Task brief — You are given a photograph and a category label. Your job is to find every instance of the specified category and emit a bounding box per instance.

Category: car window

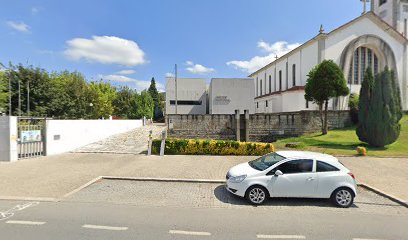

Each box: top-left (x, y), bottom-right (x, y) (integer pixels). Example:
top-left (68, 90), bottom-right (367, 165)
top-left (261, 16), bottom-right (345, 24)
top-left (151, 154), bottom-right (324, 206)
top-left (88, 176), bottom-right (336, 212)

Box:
top-left (272, 159), bottom-right (313, 174)
top-left (248, 152), bottom-right (286, 171)
top-left (316, 161), bottom-right (339, 172)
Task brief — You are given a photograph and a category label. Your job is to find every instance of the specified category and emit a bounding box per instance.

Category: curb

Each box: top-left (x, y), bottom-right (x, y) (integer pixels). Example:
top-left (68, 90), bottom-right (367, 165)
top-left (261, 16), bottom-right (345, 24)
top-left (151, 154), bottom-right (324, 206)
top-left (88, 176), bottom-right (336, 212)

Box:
top-left (101, 176), bottom-right (226, 184)
top-left (0, 196), bottom-right (58, 202)
top-left (358, 183), bottom-right (408, 208)
top-left (62, 176), bottom-right (103, 199)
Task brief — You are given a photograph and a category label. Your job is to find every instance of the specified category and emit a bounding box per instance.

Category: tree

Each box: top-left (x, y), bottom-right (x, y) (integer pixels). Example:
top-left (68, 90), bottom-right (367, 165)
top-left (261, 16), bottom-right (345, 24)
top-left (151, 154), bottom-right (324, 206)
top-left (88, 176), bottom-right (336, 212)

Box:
top-left (87, 81), bottom-right (117, 119)
top-left (128, 90), bottom-right (154, 119)
top-left (357, 68), bottom-right (403, 147)
top-left (113, 86), bottom-right (135, 119)
top-left (304, 60), bottom-right (349, 135)
top-left (0, 71), bottom-right (8, 114)
top-left (148, 77), bottom-right (163, 120)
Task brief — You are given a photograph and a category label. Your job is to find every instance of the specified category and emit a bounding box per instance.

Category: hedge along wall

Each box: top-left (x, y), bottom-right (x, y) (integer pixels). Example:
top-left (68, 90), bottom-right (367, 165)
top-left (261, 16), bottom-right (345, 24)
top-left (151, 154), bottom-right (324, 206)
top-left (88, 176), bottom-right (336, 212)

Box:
top-left (152, 139), bottom-right (274, 156)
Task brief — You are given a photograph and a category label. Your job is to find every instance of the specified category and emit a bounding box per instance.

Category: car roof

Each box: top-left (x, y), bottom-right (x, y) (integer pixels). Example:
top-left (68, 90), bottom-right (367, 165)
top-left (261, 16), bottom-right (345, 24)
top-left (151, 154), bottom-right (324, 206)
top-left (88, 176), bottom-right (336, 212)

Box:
top-left (276, 151), bottom-right (338, 162)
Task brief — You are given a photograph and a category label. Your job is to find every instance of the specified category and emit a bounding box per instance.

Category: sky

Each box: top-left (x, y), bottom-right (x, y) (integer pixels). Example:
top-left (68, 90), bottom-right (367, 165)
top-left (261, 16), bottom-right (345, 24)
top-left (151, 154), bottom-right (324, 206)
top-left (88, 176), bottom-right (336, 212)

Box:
top-left (0, 0), bottom-right (363, 92)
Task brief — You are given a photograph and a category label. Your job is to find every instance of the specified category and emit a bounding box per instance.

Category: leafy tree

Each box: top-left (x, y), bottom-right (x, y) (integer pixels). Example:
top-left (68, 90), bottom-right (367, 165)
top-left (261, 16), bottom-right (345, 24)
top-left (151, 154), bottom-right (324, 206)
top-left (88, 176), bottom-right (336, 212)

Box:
top-left (87, 81), bottom-right (117, 119)
top-left (304, 60), bottom-right (349, 135)
top-left (113, 86), bottom-right (135, 119)
top-left (357, 68), bottom-right (403, 147)
top-left (0, 71), bottom-right (8, 114)
top-left (148, 77), bottom-right (163, 120)
top-left (128, 90), bottom-right (154, 119)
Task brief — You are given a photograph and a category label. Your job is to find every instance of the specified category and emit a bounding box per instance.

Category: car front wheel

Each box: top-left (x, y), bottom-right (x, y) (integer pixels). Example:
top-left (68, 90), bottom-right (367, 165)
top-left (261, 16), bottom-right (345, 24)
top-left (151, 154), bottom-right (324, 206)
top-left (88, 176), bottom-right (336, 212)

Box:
top-left (331, 188), bottom-right (354, 208)
top-left (246, 186), bottom-right (269, 205)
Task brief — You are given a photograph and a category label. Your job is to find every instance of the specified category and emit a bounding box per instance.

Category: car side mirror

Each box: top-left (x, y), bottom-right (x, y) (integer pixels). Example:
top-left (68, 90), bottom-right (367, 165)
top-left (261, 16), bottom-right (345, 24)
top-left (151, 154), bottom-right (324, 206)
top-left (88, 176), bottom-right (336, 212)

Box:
top-left (274, 170), bottom-right (283, 176)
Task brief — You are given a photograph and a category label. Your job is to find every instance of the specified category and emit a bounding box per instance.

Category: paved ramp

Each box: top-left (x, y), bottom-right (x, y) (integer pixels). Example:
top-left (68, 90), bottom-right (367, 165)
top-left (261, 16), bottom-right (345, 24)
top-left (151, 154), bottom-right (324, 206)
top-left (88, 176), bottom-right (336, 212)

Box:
top-left (74, 124), bottom-right (166, 154)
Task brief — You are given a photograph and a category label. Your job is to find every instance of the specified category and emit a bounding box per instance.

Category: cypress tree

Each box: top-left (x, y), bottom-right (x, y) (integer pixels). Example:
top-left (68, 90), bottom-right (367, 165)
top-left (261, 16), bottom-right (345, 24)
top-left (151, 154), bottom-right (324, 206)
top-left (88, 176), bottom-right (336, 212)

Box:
top-left (356, 68), bottom-right (402, 147)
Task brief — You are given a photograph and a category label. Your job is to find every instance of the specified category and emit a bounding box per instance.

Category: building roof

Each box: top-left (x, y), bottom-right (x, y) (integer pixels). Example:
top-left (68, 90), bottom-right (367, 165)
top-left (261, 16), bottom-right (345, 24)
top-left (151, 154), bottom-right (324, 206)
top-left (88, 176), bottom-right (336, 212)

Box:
top-left (248, 11), bottom-right (408, 77)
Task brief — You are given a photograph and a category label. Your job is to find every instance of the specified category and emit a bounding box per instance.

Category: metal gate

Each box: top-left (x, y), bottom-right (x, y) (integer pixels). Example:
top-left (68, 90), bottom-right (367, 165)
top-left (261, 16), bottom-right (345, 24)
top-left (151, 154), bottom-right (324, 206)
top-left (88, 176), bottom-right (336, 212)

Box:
top-left (17, 117), bottom-right (47, 159)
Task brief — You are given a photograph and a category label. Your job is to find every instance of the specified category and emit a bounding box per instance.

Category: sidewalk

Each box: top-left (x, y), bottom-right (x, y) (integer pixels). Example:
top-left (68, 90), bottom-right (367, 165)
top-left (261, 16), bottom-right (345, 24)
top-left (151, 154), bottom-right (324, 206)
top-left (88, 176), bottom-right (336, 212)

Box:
top-left (0, 153), bottom-right (406, 203)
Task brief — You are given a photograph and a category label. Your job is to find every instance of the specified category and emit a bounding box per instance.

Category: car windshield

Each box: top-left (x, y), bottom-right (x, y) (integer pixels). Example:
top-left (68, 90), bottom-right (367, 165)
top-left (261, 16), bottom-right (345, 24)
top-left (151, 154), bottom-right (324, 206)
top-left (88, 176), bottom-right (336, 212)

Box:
top-left (248, 152), bottom-right (286, 171)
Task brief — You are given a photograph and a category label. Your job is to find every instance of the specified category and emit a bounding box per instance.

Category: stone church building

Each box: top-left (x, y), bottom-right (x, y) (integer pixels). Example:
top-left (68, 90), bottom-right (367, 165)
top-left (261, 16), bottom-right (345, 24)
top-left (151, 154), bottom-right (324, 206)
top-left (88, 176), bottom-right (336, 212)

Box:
top-left (251, 0), bottom-right (408, 113)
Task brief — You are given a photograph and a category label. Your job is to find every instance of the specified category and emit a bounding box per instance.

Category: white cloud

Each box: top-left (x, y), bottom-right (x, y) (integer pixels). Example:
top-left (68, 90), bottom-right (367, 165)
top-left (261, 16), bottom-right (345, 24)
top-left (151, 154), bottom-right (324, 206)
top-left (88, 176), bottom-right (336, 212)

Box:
top-left (6, 21), bottom-right (30, 33)
top-left (116, 69), bottom-right (136, 75)
top-left (64, 36), bottom-right (146, 66)
top-left (99, 74), bottom-right (164, 92)
top-left (185, 61), bottom-right (215, 74)
top-left (227, 40), bottom-right (301, 73)
top-left (165, 72), bottom-right (175, 77)
top-left (31, 7), bottom-right (39, 14)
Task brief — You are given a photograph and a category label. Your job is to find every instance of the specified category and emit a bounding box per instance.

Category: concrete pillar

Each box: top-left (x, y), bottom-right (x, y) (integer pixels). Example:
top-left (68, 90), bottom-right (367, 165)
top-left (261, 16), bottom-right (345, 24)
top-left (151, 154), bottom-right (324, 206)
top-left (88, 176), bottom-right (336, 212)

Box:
top-left (235, 110), bottom-right (240, 141)
top-left (244, 110), bottom-right (250, 142)
top-left (0, 116), bottom-right (18, 162)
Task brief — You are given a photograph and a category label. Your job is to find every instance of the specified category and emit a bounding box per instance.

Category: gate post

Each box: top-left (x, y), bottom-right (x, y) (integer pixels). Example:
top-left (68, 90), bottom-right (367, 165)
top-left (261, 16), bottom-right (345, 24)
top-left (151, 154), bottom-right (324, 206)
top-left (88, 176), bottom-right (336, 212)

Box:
top-left (244, 109), bottom-right (250, 142)
top-left (159, 130), bottom-right (167, 156)
top-left (235, 110), bottom-right (240, 142)
top-left (147, 130), bottom-right (153, 156)
top-left (0, 116), bottom-right (18, 162)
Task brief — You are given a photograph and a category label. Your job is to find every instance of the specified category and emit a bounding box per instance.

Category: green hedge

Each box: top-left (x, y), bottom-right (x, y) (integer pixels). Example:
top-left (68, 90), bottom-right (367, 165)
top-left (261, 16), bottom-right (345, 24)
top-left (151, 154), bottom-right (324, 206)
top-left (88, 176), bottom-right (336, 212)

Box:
top-left (151, 138), bottom-right (274, 156)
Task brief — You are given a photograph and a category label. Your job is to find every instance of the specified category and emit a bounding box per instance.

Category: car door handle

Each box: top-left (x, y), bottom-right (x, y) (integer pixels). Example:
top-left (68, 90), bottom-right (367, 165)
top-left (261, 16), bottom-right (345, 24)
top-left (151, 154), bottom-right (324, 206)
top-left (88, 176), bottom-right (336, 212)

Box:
top-left (307, 177), bottom-right (315, 181)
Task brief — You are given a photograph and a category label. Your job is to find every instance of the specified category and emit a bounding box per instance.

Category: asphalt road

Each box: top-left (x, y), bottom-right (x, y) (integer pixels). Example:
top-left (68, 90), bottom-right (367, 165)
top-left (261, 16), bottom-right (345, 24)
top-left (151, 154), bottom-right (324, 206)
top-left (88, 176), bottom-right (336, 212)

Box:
top-left (0, 180), bottom-right (407, 240)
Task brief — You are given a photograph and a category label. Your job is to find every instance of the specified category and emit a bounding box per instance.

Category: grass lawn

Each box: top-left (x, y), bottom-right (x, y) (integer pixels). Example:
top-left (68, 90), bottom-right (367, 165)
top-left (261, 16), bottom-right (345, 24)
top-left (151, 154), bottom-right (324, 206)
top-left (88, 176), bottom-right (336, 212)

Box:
top-left (274, 115), bottom-right (408, 157)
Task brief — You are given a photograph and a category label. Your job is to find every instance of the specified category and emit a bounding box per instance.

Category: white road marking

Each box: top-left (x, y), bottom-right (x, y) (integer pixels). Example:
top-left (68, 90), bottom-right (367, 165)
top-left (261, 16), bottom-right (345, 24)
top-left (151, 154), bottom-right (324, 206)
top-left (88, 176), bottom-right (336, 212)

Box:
top-left (0, 202), bottom-right (40, 221)
top-left (6, 220), bottom-right (45, 225)
top-left (82, 224), bottom-right (128, 231)
top-left (257, 235), bottom-right (306, 239)
top-left (169, 230), bottom-right (212, 236)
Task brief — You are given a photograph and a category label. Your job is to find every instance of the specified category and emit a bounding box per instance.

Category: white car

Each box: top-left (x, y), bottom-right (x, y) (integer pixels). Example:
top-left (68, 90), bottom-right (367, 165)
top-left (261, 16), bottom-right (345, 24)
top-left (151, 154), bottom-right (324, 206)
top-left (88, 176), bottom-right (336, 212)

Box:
top-left (226, 151), bottom-right (357, 208)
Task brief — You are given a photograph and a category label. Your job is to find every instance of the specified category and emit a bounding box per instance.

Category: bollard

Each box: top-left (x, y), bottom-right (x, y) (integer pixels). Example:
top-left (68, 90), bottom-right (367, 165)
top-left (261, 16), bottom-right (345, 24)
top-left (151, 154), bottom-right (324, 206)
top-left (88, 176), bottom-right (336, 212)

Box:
top-left (147, 130), bottom-right (153, 156)
top-left (143, 116), bottom-right (146, 126)
top-left (159, 130), bottom-right (167, 156)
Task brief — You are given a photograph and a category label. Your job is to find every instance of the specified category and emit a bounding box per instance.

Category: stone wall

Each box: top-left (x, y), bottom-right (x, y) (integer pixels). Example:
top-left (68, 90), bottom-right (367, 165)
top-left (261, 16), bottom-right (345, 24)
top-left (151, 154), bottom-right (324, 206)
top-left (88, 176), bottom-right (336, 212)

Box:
top-left (166, 110), bottom-right (352, 142)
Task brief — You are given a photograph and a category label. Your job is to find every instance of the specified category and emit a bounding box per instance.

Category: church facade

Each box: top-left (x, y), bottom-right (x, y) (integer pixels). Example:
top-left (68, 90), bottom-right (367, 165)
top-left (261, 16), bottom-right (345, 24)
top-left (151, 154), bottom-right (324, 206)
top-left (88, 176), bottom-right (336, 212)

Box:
top-left (250, 0), bottom-right (408, 113)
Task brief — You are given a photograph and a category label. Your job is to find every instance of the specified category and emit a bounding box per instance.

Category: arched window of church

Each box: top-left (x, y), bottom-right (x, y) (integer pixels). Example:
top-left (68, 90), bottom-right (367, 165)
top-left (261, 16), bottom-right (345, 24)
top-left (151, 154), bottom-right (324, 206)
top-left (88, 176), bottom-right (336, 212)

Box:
top-left (348, 47), bottom-right (379, 85)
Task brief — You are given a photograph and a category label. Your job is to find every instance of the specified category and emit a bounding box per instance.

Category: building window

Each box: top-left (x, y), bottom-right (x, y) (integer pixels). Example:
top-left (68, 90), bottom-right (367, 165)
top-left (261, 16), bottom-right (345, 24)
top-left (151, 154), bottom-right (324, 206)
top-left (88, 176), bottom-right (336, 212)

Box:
top-left (256, 77), bottom-right (258, 96)
top-left (170, 100), bottom-right (202, 105)
top-left (279, 70), bottom-right (282, 91)
top-left (348, 46), bottom-right (379, 85)
top-left (257, 102), bottom-right (259, 108)
top-left (260, 80), bottom-right (263, 96)
top-left (269, 75), bottom-right (272, 94)
top-left (306, 100), bottom-right (309, 109)
top-left (379, 0), bottom-right (387, 6)
top-left (266, 100), bottom-right (268, 108)
top-left (292, 64), bottom-right (296, 87)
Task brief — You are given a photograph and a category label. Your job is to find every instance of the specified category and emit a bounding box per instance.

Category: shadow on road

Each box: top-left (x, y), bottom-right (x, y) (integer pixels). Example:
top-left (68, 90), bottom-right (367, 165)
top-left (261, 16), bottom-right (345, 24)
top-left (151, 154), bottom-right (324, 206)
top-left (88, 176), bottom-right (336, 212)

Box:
top-left (213, 185), bottom-right (359, 208)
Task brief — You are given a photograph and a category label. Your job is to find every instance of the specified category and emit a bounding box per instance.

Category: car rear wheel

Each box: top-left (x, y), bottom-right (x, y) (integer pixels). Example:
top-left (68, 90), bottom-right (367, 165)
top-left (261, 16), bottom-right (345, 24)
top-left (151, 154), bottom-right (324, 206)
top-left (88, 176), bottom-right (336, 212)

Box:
top-left (331, 187), bottom-right (354, 208)
top-left (246, 186), bottom-right (269, 205)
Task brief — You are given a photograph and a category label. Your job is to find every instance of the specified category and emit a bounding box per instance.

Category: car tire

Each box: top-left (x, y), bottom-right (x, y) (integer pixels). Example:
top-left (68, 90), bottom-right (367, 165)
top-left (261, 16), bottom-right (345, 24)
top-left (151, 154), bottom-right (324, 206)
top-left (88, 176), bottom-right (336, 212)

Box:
top-left (245, 185), bottom-right (269, 205)
top-left (331, 187), bottom-right (354, 208)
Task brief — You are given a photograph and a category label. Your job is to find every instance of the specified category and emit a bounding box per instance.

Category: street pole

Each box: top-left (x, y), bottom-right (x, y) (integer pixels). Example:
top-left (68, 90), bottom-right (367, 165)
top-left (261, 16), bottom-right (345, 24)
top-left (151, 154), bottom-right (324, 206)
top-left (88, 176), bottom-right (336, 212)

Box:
top-left (8, 71), bottom-right (11, 116)
top-left (18, 78), bottom-right (21, 116)
top-left (175, 64), bottom-right (178, 115)
top-left (27, 80), bottom-right (30, 115)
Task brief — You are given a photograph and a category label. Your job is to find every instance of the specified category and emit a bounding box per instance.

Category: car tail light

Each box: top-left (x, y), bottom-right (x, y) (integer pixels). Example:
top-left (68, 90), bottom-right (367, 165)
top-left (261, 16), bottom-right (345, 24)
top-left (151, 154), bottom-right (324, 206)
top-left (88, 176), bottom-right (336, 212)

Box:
top-left (348, 172), bottom-right (355, 180)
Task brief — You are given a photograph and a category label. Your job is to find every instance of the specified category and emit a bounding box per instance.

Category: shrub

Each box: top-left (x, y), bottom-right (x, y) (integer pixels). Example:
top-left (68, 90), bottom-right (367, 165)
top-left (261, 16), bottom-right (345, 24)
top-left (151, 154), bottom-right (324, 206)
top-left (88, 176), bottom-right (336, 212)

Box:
top-left (151, 139), bottom-right (274, 156)
top-left (356, 146), bottom-right (367, 156)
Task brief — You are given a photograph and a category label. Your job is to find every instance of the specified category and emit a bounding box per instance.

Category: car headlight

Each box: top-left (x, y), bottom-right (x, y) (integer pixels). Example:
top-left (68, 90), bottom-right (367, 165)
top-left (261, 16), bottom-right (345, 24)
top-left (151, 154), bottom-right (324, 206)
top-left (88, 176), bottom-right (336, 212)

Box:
top-left (229, 175), bottom-right (247, 183)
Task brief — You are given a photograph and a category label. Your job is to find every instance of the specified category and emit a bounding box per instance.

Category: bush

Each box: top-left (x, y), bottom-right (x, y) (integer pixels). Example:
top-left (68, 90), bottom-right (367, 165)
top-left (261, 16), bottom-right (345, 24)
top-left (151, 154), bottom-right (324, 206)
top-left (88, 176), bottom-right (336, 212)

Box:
top-left (356, 146), bottom-right (367, 156)
top-left (151, 139), bottom-right (274, 156)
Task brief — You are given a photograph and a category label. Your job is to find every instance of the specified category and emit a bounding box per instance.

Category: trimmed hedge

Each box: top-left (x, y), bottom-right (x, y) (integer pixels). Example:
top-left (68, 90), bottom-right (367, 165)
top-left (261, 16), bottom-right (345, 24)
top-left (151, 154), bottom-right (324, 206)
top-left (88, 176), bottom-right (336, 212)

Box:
top-left (152, 139), bottom-right (274, 156)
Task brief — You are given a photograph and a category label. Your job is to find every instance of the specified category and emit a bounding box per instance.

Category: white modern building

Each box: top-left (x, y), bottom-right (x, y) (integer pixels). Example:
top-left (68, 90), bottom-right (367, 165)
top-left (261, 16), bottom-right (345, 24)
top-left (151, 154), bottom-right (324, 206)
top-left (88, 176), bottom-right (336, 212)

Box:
top-left (251, 0), bottom-right (408, 113)
top-left (209, 78), bottom-right (255, 114)
top-left (165, 78), bottom-right (207, 115)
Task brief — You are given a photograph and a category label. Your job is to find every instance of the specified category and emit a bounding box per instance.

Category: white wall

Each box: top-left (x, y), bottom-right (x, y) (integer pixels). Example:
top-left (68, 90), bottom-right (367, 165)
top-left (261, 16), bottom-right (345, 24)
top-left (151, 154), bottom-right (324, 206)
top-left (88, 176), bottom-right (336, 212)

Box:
top-left (166, 77), bottom-right (207, 115)
top-left (209, 78), bottom-right (255, 114)
top-left (0, 116), bottom-right (18, 162)
top-left (45, 119), bottom-right (143, 156)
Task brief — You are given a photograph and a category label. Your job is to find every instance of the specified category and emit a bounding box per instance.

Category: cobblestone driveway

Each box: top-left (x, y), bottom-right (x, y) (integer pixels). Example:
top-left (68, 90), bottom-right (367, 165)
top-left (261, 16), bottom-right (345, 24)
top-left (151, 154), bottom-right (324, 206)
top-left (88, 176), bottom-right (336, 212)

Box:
top-left (74, 124), bottom-right (166, 154)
